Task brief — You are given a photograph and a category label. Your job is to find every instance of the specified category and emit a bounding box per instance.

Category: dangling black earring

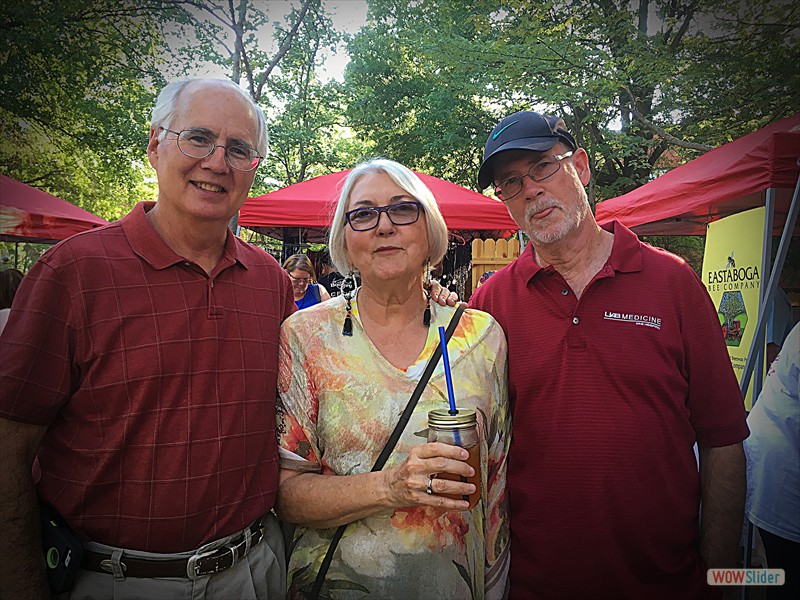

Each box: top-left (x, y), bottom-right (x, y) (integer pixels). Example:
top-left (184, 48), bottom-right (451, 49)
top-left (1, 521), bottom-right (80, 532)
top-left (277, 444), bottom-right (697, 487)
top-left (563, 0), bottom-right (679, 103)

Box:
top-left (342, 270), bottom-right (358, 336)
top-left (423, 260), bottom-right (431, 327)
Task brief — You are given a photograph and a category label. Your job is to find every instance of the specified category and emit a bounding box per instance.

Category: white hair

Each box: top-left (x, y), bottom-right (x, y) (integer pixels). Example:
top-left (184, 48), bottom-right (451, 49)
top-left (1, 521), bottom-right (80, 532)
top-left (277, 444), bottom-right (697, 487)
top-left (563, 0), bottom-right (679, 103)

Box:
top-left (150, 78), bottom-right (269, 156)
top-left (328, 159), bottom-right (449, 276)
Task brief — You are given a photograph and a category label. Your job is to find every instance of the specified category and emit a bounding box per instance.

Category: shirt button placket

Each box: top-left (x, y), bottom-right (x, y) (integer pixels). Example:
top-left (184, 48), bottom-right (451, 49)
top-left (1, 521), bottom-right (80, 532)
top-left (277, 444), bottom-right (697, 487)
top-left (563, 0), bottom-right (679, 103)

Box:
top-left (207, 278), bottom-right (215, 318)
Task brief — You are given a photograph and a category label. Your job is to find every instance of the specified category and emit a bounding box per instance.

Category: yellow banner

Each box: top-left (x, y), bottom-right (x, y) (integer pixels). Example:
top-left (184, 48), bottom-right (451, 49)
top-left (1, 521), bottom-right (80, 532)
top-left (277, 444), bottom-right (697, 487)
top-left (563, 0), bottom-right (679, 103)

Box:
top-left (701, 207), bottom-right (765, 410)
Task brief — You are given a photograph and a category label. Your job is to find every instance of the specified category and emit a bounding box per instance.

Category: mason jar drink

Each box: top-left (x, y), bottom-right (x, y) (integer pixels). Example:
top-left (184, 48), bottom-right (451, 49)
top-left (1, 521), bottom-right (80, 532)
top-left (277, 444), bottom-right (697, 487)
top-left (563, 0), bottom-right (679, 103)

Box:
top-left (427, 408), bottom-right (481, 509)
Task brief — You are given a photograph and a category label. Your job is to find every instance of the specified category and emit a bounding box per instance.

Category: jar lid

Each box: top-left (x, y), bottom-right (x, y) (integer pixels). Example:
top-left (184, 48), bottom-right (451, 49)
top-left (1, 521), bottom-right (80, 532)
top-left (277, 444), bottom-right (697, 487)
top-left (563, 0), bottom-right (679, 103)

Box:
top-left (428, 408), bottom-right (477, 427)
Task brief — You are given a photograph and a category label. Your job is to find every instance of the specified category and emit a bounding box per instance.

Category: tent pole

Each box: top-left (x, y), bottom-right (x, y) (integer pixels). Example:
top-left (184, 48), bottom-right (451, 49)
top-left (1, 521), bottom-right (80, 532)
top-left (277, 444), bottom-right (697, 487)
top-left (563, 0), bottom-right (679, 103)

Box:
top-left (741, 188), bottom-right (778, 586)
top-left (740, 178), bottom-right (799, 396)
top-left (753, 188), bottom-right (775, 396)
top-left (739, 181), bottom-right (797, 600)
top-left (228, 211), bottom-right (240, 237)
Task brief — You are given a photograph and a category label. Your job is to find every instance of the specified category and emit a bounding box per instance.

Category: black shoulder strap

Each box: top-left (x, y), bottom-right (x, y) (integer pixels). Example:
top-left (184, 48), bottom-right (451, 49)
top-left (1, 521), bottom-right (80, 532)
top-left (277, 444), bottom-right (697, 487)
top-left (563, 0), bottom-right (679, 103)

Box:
top-left (309, 304), bottom-right (466, 599)
top-left (371, 303), bottom-right (466, 472)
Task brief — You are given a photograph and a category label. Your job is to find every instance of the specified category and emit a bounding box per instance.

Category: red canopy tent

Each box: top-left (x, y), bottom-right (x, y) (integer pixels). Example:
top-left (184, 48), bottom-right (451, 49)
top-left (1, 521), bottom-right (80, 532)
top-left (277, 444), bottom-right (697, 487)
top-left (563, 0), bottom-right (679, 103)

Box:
top-left (595, 113), bottom-right (800, 236)
top-left (1, 174), bottom-right (108, 244)
top-left (239, 169), bottom-right (518, 243)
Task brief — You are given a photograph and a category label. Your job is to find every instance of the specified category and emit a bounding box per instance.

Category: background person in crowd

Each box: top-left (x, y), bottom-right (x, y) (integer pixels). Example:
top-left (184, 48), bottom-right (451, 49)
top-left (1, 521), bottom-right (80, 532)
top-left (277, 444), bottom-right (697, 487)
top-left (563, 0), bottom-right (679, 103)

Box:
top-left (767, 286), bottom-right (795, 365)
top-left (469, 110), bottom-right (748, 599)
top-left (283, 253), bottom-right (330, 309)
top-left (317, 252), bottom-right (345, 297)
top-left (0, 267), bottom-right (23, 335)
top-left (275, 159), bottom-right (510, 599)
top-left (0, 78), bottom-right (294, 600)
top-left (746, 322), bottom-right (800, 600)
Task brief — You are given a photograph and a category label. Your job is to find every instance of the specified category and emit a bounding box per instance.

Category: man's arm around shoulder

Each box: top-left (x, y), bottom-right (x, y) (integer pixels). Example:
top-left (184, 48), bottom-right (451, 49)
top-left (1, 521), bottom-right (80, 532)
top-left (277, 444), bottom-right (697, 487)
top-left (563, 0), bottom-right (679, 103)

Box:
top-left (0, 417), bottom-right (50, 600)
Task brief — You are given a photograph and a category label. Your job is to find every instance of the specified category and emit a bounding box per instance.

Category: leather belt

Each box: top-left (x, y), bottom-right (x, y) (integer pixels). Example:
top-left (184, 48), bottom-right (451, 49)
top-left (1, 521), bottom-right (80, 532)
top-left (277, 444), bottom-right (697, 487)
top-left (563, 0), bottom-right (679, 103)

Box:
top-left (82, 519), bottom-right (264, 580)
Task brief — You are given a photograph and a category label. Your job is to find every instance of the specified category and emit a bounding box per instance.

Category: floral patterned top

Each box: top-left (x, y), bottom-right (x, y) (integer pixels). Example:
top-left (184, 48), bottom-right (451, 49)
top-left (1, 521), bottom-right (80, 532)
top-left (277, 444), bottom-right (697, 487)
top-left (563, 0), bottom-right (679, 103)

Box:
top-left (277, 293), bottom-right (511, 600)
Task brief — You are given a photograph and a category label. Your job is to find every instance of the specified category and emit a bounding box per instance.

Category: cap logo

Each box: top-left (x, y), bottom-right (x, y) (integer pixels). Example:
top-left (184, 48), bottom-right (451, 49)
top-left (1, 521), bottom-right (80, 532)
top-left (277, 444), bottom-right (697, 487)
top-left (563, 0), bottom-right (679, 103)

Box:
top-left (492, 120), bottom-right (519, 140)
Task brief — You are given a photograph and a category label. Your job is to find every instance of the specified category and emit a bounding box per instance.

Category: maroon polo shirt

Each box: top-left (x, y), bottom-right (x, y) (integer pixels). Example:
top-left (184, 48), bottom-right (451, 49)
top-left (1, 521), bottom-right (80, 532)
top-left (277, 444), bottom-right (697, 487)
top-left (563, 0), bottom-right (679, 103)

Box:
top-left (470, 221), bottom-right (748, 600)
top-left (0, 202), bottom-right (296, 552)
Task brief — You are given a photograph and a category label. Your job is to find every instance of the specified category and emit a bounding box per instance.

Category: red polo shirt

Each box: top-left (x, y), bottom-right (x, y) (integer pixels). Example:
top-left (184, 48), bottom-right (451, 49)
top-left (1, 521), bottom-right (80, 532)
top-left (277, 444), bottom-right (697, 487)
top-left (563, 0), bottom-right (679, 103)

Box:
top-left (470, 221), bottom-right (748, 600)
top-left (0, 202), bottom-right (296, 552)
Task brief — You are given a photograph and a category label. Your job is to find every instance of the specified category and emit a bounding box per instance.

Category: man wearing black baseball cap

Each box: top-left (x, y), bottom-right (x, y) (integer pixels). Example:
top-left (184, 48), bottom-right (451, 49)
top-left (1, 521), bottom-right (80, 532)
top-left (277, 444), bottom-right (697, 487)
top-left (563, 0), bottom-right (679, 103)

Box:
top-left (477, 111), bottom-right (577, 192)
top-left (469, 110), bottom-right (748, 599)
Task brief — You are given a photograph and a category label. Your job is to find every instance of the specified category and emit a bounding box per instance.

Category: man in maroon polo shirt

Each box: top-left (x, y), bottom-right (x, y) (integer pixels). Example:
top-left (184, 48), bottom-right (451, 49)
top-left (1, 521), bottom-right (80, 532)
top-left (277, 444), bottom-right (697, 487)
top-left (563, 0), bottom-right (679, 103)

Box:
top-left (469, 111), bottom-right (749, 599)
top-left (0, 79), bottom-right (295, 599)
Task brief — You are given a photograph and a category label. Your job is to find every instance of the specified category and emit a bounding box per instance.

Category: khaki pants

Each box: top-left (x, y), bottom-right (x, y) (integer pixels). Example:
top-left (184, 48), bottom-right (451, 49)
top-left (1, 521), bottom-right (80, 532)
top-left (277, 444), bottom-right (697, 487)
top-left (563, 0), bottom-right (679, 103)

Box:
top-left (67, 513), bottom-right (286, 600)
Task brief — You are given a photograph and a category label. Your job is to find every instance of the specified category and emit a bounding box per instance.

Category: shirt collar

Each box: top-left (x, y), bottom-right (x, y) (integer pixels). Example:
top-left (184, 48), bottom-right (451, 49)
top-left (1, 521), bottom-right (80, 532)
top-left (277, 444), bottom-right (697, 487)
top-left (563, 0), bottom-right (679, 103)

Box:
top-left (123, 202), bottom-right (249, 271)
top-left (516, 219), bottom-right (642, 284)
top-left (516, 240), bottom-right (544, 283)
top-left (603, 220), bottom-right (642, 274)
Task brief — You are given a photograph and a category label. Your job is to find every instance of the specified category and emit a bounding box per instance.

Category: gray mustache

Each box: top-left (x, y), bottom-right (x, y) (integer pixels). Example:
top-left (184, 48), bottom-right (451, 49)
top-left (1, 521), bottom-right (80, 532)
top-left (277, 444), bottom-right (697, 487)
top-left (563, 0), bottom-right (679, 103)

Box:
top-left (525, 202), bottom-right (560, 219)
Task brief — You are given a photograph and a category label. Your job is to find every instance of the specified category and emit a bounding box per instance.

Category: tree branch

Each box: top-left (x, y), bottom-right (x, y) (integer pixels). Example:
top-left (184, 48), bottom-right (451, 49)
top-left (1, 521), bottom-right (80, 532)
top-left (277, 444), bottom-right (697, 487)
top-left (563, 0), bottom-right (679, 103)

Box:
top-left (253, 0), bottom-right (315, 100)
top-left (174, 8), bottom-right (234, 55)
top-left (621, 87), bottom-right (713, 151)
top-left (180, 0), bottom-right (235, 29)
top-left (665, 0), bottom-right (700, 50)
top-left (20, 170), bottom-right (65, 187)
top-left (637, 0), bottom-right (649, 36)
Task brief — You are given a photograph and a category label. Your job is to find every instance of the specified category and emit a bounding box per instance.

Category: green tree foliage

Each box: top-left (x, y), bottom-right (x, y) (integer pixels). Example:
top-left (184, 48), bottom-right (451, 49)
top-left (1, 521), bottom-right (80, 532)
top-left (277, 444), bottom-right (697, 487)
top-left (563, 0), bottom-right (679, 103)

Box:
top-left (163, 0), bottom-right (371, 192)
top-left (642, 234), bottom-right (705, 274)
top-left (258, 2), bottom-right (372, 189)
top-left (162, 0), bottom-right (317, 99)
top-left (344, 0), bottom-right (494, 187)
top-left (0, 1), bottom-right (174, 220)
top-left (0, 0), bottom-right (365, 227)
top-left (343, 0), bottom-right (799, 201)
top-left (0, 242), bottom-right (51, 274)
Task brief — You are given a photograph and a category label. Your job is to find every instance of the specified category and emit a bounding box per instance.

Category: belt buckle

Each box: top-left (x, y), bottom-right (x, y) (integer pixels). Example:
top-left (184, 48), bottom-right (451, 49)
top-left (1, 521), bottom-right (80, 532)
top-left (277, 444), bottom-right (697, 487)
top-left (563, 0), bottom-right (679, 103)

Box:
top-left (186, 553), bottom-right (203, 580)
top-left (186, 519), bottom-right (263, 580)
top-left (187, 540), bottom-right (239, 580)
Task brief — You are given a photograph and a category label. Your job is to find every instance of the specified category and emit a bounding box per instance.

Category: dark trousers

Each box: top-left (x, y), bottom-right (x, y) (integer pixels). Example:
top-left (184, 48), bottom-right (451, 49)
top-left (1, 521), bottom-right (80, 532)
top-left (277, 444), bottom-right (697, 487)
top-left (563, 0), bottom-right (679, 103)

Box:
top-left (758, 527), bottom-right (800, 600)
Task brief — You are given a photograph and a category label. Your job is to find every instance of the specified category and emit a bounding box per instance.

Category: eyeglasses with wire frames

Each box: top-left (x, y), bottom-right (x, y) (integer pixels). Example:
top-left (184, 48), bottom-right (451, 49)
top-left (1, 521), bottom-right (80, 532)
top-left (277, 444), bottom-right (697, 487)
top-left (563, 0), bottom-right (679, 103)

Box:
top-left (287, 273), bottom-right (311, 286)
top-left (494, 151), bottom-right (574, 201)
top-left (344, 201), bottom-right (423, 232)
top-left (159, 127), bottom-right (263, 172)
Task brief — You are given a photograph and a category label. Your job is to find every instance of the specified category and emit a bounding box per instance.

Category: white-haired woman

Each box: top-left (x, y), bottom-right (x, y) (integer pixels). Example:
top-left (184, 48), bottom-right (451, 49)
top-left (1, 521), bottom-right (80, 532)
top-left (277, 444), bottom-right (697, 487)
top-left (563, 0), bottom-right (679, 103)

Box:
top-left (275, 159), bottom-right (510, 599)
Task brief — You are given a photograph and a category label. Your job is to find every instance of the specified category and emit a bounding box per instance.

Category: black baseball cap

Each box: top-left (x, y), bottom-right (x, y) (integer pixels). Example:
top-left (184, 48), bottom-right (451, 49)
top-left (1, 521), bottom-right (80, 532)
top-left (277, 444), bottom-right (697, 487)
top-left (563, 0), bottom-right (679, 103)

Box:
top-left (478, 111), bottom-right (577, 190)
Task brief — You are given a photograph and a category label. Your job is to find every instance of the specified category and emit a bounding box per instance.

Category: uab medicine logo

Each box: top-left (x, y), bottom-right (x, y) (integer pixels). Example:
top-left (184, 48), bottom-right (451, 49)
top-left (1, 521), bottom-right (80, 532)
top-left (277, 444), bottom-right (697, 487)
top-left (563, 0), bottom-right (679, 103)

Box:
top-left (708, 251), bottom-right (760, 348)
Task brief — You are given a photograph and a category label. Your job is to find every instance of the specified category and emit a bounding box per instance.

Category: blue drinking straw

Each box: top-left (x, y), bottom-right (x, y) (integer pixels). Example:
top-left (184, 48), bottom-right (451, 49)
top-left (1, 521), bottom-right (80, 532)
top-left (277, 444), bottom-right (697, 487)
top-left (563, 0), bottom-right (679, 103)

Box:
top-left (438, 326), bottom-right (458, 415)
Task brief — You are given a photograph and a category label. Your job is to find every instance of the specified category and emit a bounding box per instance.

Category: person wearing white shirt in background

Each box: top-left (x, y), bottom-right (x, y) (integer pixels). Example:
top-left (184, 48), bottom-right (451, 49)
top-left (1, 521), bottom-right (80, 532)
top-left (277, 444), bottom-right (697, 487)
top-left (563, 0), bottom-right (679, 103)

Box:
top-left (766, 287), bottom-right (795, 366)
top-left (746, 322), bottom-right (800, 600)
